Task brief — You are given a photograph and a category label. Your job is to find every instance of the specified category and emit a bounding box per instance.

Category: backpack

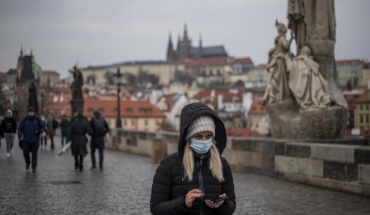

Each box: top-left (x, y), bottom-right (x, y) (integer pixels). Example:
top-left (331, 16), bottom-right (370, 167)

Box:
top-left (93, 118), bottom-right (106, 136)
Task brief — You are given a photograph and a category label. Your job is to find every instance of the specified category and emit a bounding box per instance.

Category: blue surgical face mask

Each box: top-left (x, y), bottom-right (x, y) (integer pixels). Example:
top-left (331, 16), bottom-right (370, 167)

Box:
top-left (190, 138), bottom-right (213, 154)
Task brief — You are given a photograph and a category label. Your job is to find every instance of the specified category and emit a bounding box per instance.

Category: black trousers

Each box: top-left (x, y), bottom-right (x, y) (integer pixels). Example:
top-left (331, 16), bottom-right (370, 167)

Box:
top-left (91, 147), bottom-right (104, 168)
top-left (23, 141), bottom-right (39, 169)
top-left (74, 154), bottom-right (84, 170)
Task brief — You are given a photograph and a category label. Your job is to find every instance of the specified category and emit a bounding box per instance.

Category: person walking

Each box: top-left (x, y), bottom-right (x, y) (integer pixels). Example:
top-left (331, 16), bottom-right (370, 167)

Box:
top-left (68, 109), bottom-right (91, 171)
top-left (17, 107), bottom-right (46, 172)
top-left (59, 115), bottom-right (70, 147)
top-left (0, 109), bottom-right (17, 157)
top-left (46, 114), bottom-right (57, 150)
top-left (89, 110), bottom-right (110, 171)
top-left (150, 102), bottom-right (236, 215)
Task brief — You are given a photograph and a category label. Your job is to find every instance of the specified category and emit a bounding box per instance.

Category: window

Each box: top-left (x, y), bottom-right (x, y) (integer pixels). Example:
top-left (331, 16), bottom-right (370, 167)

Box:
top-left (145, 119), bottom-right (148, 126)
top-left (367, 115), bottom-right (370, 123)
top-left (360, 105), bottom-right (363, 111)
top-left (126, 108), bottom-right (133, 113)
top-left (124, 119), bottom-right (127, 126)
top-left (367, 105), bottom-right (369, 110)
top-left (131, 119), bottom-right (135, 126)
top-left (360, 115), bottom-right (364, 123)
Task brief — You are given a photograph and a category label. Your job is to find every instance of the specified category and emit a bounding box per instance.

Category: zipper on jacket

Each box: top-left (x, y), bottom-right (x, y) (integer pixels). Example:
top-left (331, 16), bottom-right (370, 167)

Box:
top-left (198, 155), bottom-right (205, 215)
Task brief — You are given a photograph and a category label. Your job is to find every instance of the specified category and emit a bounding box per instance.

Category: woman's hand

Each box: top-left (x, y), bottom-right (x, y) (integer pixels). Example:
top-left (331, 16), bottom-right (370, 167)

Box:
top-left (205, 193), bottom-right (226, 209)
top-left (185, 189), bottom-right (204, 208)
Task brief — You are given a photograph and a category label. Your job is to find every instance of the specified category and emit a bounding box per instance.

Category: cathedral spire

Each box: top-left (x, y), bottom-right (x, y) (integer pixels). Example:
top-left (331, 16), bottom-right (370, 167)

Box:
top-left (19, 45), bottom-right (23, 57)
top-left (167, 32), bottom-right (173, 49)
top-left (199, 33), bottom-right (203, 58)
top-left (183, 23), bottom-right (189, 42)
top-left (167, 32), bottom-right (174, 62)
top-left (199, 33), bottom-right (202, 49)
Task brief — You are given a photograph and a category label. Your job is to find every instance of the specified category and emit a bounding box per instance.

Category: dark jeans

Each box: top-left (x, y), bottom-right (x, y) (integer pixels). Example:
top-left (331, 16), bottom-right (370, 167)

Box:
top-left (91, 147), bottom-right (104, 168)
top-left (23, 141), bottom-right (39, 169)
top-left (49, 134), bottom-right (55, 149)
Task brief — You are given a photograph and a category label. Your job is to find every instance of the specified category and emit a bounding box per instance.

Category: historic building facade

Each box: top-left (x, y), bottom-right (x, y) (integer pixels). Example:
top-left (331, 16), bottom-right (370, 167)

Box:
top-left (166, 24), bottom-right (228, 63)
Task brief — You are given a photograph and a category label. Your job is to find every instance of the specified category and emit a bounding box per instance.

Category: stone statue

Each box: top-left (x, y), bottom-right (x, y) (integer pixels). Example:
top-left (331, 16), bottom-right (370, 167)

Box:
top-left (262, 20), bottom-right (294, 105)
top-left (289, 46), bottom-right (331, 109)
top-left (287, 0), bottom-right (346, 107)
top-left (28, 82), bottom-right (38, 114)
top-left (262, 1), bottom-right (348, 139)
top-left (70, 65), bottom-right (83, 99)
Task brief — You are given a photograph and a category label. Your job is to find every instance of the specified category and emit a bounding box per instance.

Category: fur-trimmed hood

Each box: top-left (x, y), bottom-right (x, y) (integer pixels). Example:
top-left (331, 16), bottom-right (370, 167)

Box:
top-left (178, 102), bottom-right (227, 156)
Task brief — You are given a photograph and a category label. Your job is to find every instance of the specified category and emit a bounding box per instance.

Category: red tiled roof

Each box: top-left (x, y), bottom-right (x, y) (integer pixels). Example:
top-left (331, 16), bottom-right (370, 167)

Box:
top-left (83, 96), bottom-right (165, 118)
top-left (45, 95), bottom-right (165, 119)
top-left (234, 57), bottom-right (253, 64)
top-left (356, 87), bottom-right (370, 103)
top-left (194, 89), bottom-right (243, 111)
top-left (249, 99), bottom-right (266, 115)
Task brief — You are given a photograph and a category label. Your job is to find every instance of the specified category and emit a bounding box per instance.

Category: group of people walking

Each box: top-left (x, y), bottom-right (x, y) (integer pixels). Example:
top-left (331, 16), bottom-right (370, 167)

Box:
top-left (0, 107), bottom-right (110, 173)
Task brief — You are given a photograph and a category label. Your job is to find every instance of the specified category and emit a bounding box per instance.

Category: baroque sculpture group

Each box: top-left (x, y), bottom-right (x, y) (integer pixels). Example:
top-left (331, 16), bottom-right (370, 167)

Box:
top-left (261, 0), bottom-right (348, 139)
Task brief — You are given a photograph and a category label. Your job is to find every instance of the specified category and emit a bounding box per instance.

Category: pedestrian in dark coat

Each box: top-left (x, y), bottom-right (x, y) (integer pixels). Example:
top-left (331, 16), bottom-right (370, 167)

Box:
top-left (0, 109), bottom-right (17, 157)
top-left (150, 102), bottom-right (236, 215)
top-left (68, 111), bottom-right (92, 171)
top-left (59, 115), bottom-right (70, 147)
top-left (89, 110), bottom-right (110, 171)
top-left (17, 107), bottom-right (46, 172)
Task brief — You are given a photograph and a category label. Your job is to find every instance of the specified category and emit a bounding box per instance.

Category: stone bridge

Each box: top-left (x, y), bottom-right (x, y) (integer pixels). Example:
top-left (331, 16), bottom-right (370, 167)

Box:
top-left (1, 136), bottom-right (370, 214)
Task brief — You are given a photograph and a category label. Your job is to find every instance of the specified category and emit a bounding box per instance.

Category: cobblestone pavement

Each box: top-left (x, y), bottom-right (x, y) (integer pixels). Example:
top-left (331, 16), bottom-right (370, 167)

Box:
top-left (0, 138), bottom-right (369, 215)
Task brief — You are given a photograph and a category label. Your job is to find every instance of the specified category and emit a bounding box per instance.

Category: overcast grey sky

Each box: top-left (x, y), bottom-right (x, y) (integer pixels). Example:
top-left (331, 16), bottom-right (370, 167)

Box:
top-left (0, 0), bottom-right (369, 78)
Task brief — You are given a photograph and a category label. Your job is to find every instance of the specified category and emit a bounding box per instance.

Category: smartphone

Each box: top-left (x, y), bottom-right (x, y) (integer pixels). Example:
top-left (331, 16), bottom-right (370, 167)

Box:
top-left (214, 196), bottom-right (228, 203)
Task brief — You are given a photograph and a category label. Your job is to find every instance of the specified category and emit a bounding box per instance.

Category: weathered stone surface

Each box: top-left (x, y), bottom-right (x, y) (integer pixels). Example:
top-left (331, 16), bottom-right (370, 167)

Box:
top-left (359, 164), bottom-right (370, 184)
top-left (285, 142), bottom-right (311, 158)
top-left (364, 184), bottom-right (370, 197)
top-left (266, 100), bottom-right (348, 139)
top-left (311, 144), bottom-right (357, 162)
top-left (275, 156), bottom-right (323, 177)
top-left (355, 148), bottom-right (370, 164)
top-left (324, 161), bottom-right (358, 181)
top-left (341, 181), bottom-right (364, 195)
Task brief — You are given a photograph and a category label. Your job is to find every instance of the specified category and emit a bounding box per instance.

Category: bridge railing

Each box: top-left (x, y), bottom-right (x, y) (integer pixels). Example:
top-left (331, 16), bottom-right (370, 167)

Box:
top-left (107, 129), bottom-right (370, 197)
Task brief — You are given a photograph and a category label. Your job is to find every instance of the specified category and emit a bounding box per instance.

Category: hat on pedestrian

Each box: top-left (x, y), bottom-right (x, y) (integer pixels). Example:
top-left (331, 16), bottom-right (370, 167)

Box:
top-left (6, 109), bottom-right (12, 115)
top-left (27, 107), bottom-right (35, 113)
top-left (186, 115), bottom-right (215, 140)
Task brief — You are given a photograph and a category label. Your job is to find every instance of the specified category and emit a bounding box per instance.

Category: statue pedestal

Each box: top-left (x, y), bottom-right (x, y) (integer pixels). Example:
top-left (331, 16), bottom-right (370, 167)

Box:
top-left (70, 99), bottom-right (84, 116)
top-left (265, 100), bottom-right (348, 139)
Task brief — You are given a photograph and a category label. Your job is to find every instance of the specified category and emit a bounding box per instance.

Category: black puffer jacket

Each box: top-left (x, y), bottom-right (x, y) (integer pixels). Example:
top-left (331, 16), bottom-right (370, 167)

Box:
top-left (150, 102), bottom-right (236, 215)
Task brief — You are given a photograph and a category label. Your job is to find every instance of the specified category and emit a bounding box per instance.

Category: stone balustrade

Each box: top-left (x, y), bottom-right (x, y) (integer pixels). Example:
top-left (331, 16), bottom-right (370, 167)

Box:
top-left (107, 129), bottom-right (370, 197)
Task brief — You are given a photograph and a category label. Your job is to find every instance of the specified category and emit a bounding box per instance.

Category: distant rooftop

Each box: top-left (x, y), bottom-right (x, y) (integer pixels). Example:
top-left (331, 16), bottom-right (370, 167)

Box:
top-left (82, 60), bottom-right (167, 71)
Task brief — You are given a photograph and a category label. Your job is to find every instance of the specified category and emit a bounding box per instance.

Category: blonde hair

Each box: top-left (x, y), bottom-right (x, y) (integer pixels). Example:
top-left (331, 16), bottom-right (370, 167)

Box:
top-left (183, 140), bottom-right (224, 182)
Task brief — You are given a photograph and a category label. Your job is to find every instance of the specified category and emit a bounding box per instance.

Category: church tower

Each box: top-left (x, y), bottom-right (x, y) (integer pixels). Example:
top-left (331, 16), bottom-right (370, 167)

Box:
top-left (166, 33), bottom-right (174, 63)
top-left (177, 23), bottom-right (192, 61)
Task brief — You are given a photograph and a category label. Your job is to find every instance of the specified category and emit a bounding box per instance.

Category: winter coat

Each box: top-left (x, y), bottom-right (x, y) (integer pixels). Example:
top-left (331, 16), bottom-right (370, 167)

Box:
top-left (59, 118), bottom-right (70, 136)
top-left (17, 116), bottom-right (45, 144)
top-left (150, 102), bottom-right (236, 215)
top-left (89, 111), bottom-right (110, 150)
top-left (1, 117), bottom-right (17, 133)
top-left (46, 117), bottom-right (56, 136)
top-left (68, 114), bottom-right (92, 156)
